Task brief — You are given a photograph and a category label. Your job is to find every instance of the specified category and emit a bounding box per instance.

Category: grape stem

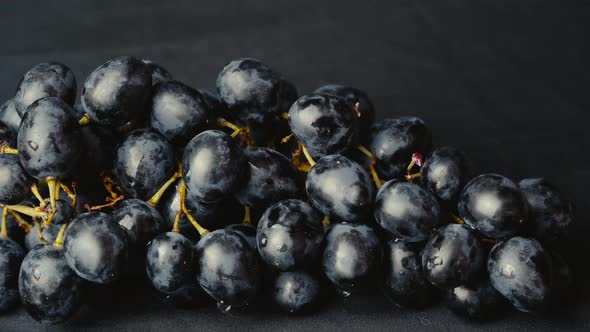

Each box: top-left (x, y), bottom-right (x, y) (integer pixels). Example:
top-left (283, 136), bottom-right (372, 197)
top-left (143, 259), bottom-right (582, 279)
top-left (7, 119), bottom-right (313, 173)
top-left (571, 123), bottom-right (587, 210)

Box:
top-left (242, 206), bottom-right (252, 225)
top-left (322, 215), bottom-right (331, 229)
top-left (147, 165), bottom-right (182, 207)
top-left (9, 211), bottom-right (32, 233)
top-left (31, 183), bottom-right (47, 207)
top-left (356, 145), bottom-right (383, 189)
top-left (0, 144), bottom-right (18, 154)
top-left (300, 143), bottom-right (316, 167)
top-left (0, 208), bottom-right (8, 238)
top-left (60, 182), bottom-right (77, 208)
top-left (178, 180), bottom-right (209, 237)
top-left (450, 212), bottom-right (464, 224)
top-left (79, 113), bottom-right (91, 126)
top-left (84, 195), bottom-right (124, 212)
top-left (405, 172), bottom-right (421, 181)
top-left (281, 133), bottom-right (293, 144)
top-left (216, 117), bottom-right (253, 146)
top-left (53, 224), bottom-right (68, 247)
top-left (100, 173), bottom-right (122, 200)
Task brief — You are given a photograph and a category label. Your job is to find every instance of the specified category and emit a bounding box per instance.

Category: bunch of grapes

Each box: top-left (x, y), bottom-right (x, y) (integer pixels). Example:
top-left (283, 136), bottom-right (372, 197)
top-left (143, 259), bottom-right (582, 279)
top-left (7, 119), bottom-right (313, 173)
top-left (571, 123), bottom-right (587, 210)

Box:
top-left (0, 56), bottom-right (574, 324)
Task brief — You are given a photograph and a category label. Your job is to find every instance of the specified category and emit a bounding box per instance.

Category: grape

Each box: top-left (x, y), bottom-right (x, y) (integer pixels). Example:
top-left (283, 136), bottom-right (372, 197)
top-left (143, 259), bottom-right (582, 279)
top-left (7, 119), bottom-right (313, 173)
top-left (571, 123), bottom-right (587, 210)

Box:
top-left (518, 178), bottom-right (574, 243)
top-left (182, 130), bottom-right (244, 203)
top-left (145, 232), bottom-right (203, 307)
top-left (0, 237), bottom-right (25, 312)
top-left (420, 147), bottom-right (473, 205)
top-left (0, 99), bottom-right (22, 133)
top-left (422, 224), bottom-right (486, 288)
top-left (63, 212), bottom-right (128, 284)
top-left (369, 117), bottom-right (432, 179)
top-left (383, 240), bottom-right (435, 308)
top-left (19, 245), bottom-right (83, 324)
top-left (306, 155), bottom-right (374, 223)
top-left (113, 129), bottom-right (175, 200)
top-left (314, 84), bottom-right (375, 141)
top-left (0, 154), bottom-right (32, 204)
top-left (272, 271), bottom-right (321, 314)
top-left (488, 237), bottom-right (553, 312)
top-left (256, 199), bottom-right (324, 271)
top-left (195, 229), bottom-right (261, 309)
top-left (17, 97), bottom-right (82, 180)
top-left (114, 199), bottom-right (166, 265)
top-left (82, 56), bottom-right (151, 126)
top-left (322, 223), bottom-right (381, 295)
top-left (288, 94), bottom-right (358, 158)
top-left (14, 62), bottom-right (76, 116)
top-left (459, 174), bottom-right (529, 239)
top-left (235, 147), bottom-right (302, 211)
top-left (150, 81), bottom-right (210, 146)
top-left (0, 120), bottom-right (16, 148)
top-left (374, 180), bottom-right (440, 242)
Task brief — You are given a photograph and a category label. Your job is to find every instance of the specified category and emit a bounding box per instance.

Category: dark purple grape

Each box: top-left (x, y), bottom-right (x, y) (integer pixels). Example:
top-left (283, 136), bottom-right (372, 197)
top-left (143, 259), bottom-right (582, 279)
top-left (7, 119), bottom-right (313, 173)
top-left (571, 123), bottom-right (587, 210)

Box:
top-left (19, 245), bottom-right (83, 325)
top-left (256, 199), bottom-right (324, 271)
top-left (369, 117), bottom-right (432, 179)
top-left (17, 97), bottom-right (82, 180)
top-left (518, 178), bottom-right (574, 243)
top-left (272, 270), bottom-right (321, 314)
top-left (288, 94), bottom-right (358, 158)
top-left (0, 99), bottom-right (22, 133)
top-left (195, 229), bottom-right (261, 309)
top-left (146, 231), bottom-right (203, 307)
top-left (14, 62), bottom-right (76, 116)
top-left (81, 56), bottom-right (151, 126)
top-left (0, 237), bottom-right (25, 312)
top-left (422, 224), bottom-right (486, 288)
top-left (142, 59), bottom-right (173, 86)
top-left (383, 240), bottom-right (435, 308)
top-left (182, 130), bottom-right (244, 203)
top-left (113, 129), bottom-right (175, 200)
top-left (235, 147), bottom-right (302, 211)
top-left (0, 154), bottom-right (31, 204)
top-left (322, 223), bottom-right (381, 295)
top-left (314, 84), bottom-right (375, 140)
top-left (445, 278), bottom-right (505, 321)
top-left (459, 174), bottom-right (529, 239)
top-left (306, 155), bottom-right (374, 223)
top-left (63, 212), bottom-right (128, 284)
top-left (24, 223), bottom-right (61, 251)
top-left (217, 59), bottom-right (297, 146)
top-left (488, 237), bottom-right (553, 312)
top-left (150, 81), bottom-right (210, 146)
top-left (420, 147), bottom-right (473, 204)
top-left (374, 180), bottom-right (440, 242)
top-left (0, 120), bottom-right (16, 147)
top-left (113, 199), bottom-right (166, 259)
top-left (216, 58), bottom-right (284, 122)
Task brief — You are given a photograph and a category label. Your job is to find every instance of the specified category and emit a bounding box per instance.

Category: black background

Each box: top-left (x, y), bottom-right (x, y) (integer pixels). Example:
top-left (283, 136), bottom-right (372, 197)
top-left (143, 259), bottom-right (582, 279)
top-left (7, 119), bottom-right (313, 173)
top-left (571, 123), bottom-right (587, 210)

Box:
top-left (1, 0), bottom-right (589, 330)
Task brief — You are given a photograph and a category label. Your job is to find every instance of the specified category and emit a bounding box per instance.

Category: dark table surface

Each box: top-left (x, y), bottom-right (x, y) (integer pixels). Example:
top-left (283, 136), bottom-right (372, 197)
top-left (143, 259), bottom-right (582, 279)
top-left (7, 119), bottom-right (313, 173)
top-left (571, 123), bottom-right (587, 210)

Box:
top-left (1, 0), bottom-right (589, 330)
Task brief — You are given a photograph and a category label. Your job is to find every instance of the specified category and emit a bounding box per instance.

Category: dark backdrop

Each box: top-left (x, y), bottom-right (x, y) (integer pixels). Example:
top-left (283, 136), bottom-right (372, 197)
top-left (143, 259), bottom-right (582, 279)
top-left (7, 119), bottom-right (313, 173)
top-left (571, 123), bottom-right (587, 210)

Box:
top-left (1, 0), bottom-right (589, 330)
